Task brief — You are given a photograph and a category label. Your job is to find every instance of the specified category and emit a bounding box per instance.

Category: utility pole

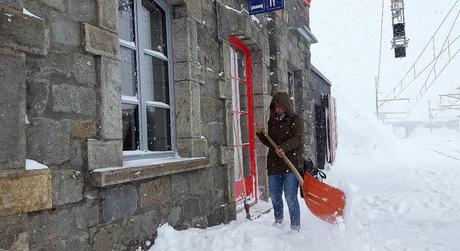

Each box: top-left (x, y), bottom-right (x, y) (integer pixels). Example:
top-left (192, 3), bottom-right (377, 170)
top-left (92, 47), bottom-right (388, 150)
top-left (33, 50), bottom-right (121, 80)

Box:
top-left (375, 77), bottom-right (380, 119)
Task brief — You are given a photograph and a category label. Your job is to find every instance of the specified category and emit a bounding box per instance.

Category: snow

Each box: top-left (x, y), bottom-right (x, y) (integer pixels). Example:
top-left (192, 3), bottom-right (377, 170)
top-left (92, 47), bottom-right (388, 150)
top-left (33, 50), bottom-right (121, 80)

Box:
top-left (25, 159), bottom-right (48, 170)
top-left (223, 4), bottom-right (243, 15)
top-left (121, 95), bottom-right (139, 104)
top-left (92, 156), bottom-right (204, 172)
top-left (250, 15), bottom-right (260, 25)
top-left (23, 8), bottom-right (44, 20)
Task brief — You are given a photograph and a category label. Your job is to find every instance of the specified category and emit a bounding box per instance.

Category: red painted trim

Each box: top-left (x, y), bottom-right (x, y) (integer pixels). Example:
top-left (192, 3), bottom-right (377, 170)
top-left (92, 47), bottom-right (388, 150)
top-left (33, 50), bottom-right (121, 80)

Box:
top-left (229, 36), bottom-right (258, 204)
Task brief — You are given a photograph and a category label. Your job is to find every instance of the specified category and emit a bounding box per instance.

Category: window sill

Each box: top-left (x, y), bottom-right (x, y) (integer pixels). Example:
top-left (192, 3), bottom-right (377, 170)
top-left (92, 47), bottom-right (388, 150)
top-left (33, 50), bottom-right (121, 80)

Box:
top-left (90, 157), bottom-right (209, 187)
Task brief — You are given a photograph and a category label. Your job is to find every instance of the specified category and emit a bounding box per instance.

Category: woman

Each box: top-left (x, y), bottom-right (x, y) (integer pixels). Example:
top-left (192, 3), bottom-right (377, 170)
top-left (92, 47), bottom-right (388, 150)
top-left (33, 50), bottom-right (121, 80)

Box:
top-left (256, 92), bottom-right (304, 232)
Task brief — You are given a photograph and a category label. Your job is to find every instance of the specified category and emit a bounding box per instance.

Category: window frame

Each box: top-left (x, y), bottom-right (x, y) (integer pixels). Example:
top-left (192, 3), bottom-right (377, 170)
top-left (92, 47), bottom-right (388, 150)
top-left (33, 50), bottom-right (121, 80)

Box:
top-left (119, 0), bottom-right (176, 161)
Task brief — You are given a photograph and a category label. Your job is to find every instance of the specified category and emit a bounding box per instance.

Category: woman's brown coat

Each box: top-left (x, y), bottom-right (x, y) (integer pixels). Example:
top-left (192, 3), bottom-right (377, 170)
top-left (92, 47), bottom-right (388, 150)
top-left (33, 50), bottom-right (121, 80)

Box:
top-left (256, 92), bottom-right (304, 176)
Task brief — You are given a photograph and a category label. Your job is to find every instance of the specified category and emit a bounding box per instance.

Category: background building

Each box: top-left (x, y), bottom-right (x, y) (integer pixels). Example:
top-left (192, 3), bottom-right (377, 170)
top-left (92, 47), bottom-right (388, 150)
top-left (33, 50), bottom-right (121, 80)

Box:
top-left (0, 0), bottom-right (317, 250)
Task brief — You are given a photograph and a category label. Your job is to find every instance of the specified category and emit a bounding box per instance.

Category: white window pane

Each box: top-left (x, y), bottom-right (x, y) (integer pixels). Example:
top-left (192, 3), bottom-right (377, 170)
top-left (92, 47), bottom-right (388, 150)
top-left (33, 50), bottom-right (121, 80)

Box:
top-left (239, 82), bottom-right (248, 112)
top-left (118, 0), bottom-right (135, 42)
top-left (237, 50), bottom-right (246, 79)
top-left (146, 106), bottom-right (171, 151)
top-left (122, 103), bottom-right (139, 151)
top-left (140, 0), bottom-right (168, 56)
top-left (120, 46), bottom-right (138, 97)
top-left (143, 55), bottom-right (169, 104)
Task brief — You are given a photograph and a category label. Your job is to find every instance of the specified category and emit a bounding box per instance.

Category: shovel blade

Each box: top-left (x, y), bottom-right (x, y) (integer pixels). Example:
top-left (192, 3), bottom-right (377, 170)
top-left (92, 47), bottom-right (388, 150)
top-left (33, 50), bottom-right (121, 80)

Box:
top-left (302, 173), bottom-right (345, 224)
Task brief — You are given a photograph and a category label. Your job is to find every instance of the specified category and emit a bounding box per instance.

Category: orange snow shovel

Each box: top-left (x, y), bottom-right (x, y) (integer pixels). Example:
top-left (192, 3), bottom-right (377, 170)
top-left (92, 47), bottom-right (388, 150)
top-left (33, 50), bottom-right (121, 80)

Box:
top-left (261, 130), bottom-right (346, 224)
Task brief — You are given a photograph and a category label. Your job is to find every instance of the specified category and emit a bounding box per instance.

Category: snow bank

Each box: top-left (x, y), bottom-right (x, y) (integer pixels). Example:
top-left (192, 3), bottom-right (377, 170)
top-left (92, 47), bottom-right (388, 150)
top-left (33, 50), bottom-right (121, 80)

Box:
top-left (25, 159), bottom-right (48, 170)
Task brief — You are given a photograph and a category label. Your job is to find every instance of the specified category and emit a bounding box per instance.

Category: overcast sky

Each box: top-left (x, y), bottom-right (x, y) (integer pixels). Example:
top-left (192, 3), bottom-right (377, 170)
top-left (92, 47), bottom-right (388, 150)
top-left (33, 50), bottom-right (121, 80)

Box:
top-left (310, 0), bottom-right (460, 120)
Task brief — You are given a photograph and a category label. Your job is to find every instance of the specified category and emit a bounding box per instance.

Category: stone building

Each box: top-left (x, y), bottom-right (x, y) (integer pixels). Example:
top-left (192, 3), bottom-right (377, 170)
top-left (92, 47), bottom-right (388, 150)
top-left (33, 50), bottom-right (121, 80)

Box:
top-left (0, 0), bottom-right (316, 250)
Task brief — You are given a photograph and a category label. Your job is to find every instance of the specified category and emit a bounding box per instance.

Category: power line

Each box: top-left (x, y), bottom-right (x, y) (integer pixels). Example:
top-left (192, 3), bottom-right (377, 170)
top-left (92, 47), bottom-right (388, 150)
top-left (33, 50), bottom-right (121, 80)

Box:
top-left (379, 0), bottom-right (460, 108)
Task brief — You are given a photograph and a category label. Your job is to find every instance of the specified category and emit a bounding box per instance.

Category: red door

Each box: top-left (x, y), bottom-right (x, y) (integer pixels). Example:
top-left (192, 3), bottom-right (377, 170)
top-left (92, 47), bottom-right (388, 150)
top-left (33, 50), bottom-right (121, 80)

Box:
top-left (229, 36), bottom-right (257, 206)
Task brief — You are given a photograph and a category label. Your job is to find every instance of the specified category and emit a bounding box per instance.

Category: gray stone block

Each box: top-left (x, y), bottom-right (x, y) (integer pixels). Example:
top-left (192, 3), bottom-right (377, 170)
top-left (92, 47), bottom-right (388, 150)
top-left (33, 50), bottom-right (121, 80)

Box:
top-left (211, 188), bottom-right (225, 207)
top-left (224, 163), bottom-right (235, 203)
top-left (167, 206), bottom-right (183, 227)
top-left (198, 193), bottom-right (210, 217)
top-left (207, 208), bottom-right (223, 227)
top-left (90, 224), bottom-right (127, 251)
top-left (39, 0), bottom-right (67, 12)
top-left (28, 202), bottom-right (99, 243)
top-left (0, 0), bottom-right (23, 9)
top-left (52, 169), bottom-right (84, 206)
top-left (183, 198), bottom-right (201, 220)
top-left (87, 139), bottom-right (122, 170)
top-left (172, 17), bottom-right (198, 62)
top-left (69, 0), bottom-right (97, 23)
top-left (29, 232), bottom-right (89, 251)
top-left (170, 173), bottom-right (188, 202)
top-left (218, 146), bottom-right (233, 165)
top-left (97, 57), bottom-right (122, 140)
top-left (26, 118), bottom-right (70, 165)
top-left (185, 0), bottom-right (202, 22)
top-left (26, 80), bottom-right (49, 115)
top-left (253, 63), bottom-right (270, 95)
top-left (0, 49), bottom-right (26, 169)
top-left (70, 140), bottom-right (83, 167)
top-left (175, 81), bottom-right (201, 139)
top-left (97, 0), bottom-right (118, 31)
top-left (212, 165), bottom-right (226, 189)
top-left (222, 201), bottom-right (236, 223)
top-left (177, 137), bottom-right (208, 157)
top-left (83, 23), bottom-right (119, 59)
top-left (74, 53), bottom-right (96, 86)
top-left (204, 122), bottom-right (224, 147)
top-left (187, 169), bottom-right (211, 195)
top-left (201, 0), bottom-right (217, 31)
top-left (52, 84), bottom-right (96, 115)
top-left (173, 61), bottom-right (204, 84)
top-left (0, 214), bottom-right (28, 251)
top-left (218, 80), bottom-right (231, 99)
top-left (0, 6), bottom-right (49, 55)
top-left (139, 176), bottom-right (172, 208)
top-left (26, 52), bottom-right (96, 87)
top-left (123, 210), bottom-right (159, 246)
top-left (201, 96), bottom-right (224, 124)
top-left (91, 209), bottom-right (159, 251)
top-left (101, 185), bottom-right (138, 223)
top-left (49, 12), bottom-right (81, 49)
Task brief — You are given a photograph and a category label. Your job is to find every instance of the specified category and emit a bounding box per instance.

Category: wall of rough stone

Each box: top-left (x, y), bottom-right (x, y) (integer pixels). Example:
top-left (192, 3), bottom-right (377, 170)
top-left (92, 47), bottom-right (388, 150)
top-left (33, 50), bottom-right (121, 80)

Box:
top-left (0, 0), bottom-right (314, 250)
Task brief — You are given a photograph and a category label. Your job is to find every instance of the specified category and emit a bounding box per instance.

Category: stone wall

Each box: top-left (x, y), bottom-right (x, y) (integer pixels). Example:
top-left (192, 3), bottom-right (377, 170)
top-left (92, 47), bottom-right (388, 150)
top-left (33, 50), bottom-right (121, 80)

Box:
top-left (0, 0), bottom-right (314, 250)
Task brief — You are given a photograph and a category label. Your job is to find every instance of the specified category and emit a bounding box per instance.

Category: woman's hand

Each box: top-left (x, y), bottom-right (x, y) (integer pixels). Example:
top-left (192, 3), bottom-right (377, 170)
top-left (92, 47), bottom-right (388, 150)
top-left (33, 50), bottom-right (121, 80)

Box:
top-left (275, 148), bottom-right (284, 157)
top-left (255, 124), bottom-right (265, 134)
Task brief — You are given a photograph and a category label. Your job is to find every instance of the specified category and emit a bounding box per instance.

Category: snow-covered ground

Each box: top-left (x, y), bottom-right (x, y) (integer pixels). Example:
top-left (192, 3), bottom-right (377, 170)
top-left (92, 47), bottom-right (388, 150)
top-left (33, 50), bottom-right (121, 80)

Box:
top-left (150, 95), bottom-right (460, 251)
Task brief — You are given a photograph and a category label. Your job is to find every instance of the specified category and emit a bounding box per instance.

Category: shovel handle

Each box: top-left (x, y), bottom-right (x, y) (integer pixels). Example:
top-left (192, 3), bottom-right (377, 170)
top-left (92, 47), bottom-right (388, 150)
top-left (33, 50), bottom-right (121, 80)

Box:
top-left (260, 130), bottom-right (304, 187)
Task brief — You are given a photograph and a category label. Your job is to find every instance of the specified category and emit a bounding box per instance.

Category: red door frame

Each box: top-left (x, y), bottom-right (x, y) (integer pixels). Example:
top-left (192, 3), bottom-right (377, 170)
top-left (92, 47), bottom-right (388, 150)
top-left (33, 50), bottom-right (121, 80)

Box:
top-left (229, 36), bottom-right (257, 204)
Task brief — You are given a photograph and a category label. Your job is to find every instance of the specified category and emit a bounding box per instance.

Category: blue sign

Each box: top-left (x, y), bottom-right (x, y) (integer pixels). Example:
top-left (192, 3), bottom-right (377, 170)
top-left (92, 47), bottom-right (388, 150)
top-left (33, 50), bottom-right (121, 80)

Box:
top-left (248, 0), bottom-right (284, 15)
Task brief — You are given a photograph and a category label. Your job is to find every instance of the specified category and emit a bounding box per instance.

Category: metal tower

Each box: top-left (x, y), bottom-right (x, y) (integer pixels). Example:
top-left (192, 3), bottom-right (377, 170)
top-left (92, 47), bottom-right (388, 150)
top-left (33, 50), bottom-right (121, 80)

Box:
top-left (391, 0), bottom-right (409, 58)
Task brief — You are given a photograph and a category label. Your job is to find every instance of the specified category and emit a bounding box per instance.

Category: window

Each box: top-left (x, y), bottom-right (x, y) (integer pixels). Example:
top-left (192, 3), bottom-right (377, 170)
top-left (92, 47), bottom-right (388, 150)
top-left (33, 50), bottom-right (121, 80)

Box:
top-left (118, 0), bottom-right (175, 159)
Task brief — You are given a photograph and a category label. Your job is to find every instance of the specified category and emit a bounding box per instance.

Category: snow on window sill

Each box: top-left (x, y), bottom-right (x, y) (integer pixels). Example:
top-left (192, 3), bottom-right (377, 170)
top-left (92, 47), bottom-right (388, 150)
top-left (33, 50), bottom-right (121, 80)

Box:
top-left (90, 156), bottom-right (209, 187)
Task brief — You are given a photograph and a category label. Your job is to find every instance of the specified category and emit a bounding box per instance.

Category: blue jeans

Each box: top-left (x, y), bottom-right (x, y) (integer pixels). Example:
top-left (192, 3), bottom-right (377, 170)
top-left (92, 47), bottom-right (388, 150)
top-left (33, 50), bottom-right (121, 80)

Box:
top-left (268, 172), bottom-right (300, 230)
